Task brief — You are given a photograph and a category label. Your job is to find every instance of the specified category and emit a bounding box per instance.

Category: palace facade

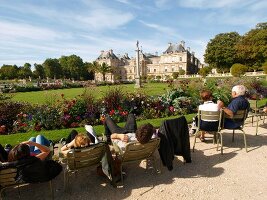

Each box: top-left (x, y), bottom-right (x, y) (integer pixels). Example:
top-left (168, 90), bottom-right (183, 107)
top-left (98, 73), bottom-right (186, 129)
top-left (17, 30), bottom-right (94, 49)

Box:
top-left (94, 41), bottom-right (202, 82)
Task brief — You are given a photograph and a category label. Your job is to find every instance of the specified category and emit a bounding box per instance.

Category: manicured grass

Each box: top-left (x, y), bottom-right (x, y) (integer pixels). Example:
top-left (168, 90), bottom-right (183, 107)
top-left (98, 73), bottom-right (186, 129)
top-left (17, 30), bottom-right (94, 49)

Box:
top-left (11, 82), bottom-right (169, 104)
top-left (0, 114), bottom-right (195, 146)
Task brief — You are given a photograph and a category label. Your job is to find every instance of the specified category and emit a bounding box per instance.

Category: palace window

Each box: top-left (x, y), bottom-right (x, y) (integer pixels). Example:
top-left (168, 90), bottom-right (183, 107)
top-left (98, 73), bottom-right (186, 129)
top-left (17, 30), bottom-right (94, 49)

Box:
top-left (154, 69), bottom-right (156, 72)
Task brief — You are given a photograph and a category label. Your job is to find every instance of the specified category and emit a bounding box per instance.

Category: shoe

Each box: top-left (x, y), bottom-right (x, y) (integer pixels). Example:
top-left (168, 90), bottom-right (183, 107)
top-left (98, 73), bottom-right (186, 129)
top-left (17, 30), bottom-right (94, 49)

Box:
top-left (189, 129), bottom-right (196, 136)
top-left (4, 144), bottom-right (12, 154)
top-left (59, 138), bottom-right (66, 145)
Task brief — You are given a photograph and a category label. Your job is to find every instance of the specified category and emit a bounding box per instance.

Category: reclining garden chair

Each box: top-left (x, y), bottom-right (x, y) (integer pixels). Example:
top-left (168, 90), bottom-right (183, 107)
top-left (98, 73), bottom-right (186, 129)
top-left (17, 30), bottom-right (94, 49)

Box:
top-left (192, 109), bottom-right (223, 152)
top-left (116, 138), bottom-right (161, 186)
top-left (217, 110), bottom-right (248, 154)
top-left (62, 142), bottom-right (106, 191)
top-left (0, 167), bottom-right (54, 200)
top-left (248, 99), bottom-right (267, 135)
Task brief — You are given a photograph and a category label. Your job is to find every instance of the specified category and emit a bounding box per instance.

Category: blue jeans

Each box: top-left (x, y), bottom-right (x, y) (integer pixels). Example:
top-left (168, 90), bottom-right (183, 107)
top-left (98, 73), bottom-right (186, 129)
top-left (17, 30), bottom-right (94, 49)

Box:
top-left (29, 135), bottom-right (50, 154)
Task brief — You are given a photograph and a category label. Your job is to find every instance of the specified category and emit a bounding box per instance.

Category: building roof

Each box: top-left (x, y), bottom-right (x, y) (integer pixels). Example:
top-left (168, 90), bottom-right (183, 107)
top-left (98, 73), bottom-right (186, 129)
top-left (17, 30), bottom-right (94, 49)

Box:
top-left (163, 43), bottom-right (186, 54)
top-left (97, 50), bottom-right (118, 60)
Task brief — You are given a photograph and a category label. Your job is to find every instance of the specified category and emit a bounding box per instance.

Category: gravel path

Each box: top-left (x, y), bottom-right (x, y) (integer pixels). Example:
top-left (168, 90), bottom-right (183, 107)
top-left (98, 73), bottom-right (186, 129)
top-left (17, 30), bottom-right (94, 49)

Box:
top-left (3, 119), bottom-right (267, 200)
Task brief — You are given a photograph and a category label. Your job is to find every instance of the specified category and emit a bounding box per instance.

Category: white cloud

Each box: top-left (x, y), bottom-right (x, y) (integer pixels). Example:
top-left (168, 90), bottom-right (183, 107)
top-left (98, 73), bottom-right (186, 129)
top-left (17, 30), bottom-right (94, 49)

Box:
top-left (0, 20), bottom-right (64, 40)
top-left (176, 0), bottom-right (245, 9)
top-left (155, 0), bottom-right (171, 8)
top-left (75, 8), bottom-right (134, 30)
top-left (139, 20), bottom-right (183, 39)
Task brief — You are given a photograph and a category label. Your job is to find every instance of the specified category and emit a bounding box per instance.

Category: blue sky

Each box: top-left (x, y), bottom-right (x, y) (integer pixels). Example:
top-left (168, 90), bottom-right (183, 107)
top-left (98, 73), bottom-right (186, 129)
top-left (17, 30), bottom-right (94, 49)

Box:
top-left (0, 0), bottom-right (266, 67)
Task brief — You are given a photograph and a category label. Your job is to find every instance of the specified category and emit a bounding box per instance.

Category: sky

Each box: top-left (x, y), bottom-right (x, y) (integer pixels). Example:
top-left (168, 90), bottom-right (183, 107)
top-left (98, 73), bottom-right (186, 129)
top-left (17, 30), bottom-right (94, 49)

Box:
top-left (0, 0), bottom-right (266, 68)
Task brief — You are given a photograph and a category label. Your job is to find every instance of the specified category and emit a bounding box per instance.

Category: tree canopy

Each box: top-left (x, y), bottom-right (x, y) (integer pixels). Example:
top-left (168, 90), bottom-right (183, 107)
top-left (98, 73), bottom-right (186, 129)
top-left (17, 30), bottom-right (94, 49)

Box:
top-left (235, 23), bottom-right (267, 68)
top-left (204, 32), bottom-right (241, 71)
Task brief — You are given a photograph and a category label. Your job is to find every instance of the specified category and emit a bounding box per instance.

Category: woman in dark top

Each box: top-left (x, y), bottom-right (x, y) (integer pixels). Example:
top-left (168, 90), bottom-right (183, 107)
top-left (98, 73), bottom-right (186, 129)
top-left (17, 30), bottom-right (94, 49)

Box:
top-left (0, 143), bottom-right (62, 183)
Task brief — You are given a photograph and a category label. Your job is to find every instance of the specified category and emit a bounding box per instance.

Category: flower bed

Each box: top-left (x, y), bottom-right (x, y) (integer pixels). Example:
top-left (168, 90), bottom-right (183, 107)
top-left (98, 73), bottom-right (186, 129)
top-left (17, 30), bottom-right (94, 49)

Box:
top-left (0, 77), bottom-right (266, 134)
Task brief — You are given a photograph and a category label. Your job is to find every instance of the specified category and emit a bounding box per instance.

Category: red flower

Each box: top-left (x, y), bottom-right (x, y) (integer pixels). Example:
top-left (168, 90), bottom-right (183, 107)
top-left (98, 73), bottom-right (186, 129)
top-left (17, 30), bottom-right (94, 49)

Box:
top-left (109, 109), bottom-right (115, 116)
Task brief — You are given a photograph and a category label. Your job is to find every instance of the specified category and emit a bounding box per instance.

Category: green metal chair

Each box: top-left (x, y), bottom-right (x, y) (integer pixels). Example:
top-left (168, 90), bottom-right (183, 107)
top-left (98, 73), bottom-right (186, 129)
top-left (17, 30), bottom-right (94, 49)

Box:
top-left (0, 168), bottom-right (53, 200)
top-left (248, 99), bottom-right (266, 135)
top-left (217, 110), bottom-right (248, 154)
top-left (63, 142), bottom-right (106, 191)
top-left (192, 109), bottom-right (223, 152)
top-left (117, 138), bottom-right (161, 186)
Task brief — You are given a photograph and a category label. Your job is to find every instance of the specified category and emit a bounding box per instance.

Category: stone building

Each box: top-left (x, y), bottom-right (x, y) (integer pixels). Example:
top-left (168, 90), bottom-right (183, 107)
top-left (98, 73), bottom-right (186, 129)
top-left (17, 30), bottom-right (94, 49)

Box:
top-left (94, 41), bottom-right (201, 82)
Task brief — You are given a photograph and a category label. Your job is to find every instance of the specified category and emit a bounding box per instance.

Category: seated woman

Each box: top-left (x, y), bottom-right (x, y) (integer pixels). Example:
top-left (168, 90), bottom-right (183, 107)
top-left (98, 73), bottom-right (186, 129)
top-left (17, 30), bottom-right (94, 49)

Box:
top-left (0, 137), bottom-right (51, 162)
top-left (104, 113), bottom-right (155, 152)
top-left (191, 90), bottom-right (220, 142)
top-left (61, 131), bottom-right (91, 156)
top-left (0, 143), bottom-right (62, 183)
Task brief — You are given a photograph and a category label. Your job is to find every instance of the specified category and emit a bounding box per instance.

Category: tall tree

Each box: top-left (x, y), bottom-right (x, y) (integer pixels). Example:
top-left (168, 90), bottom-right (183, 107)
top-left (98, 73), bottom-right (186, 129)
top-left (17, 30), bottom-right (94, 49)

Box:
top-left (59, 55), bottom-right (84, 80)
top-left (204, 32), bottom-right (241, 72)
top-left (17, 63), bottom-right (32, 79)
top-left (68, 55), bottom-right (84, 80)
top-left (97, 62), bottom-right (111, 81)
top-left (235, 22), bottom-right (267, 68)
top-left (84, 62), bottom-right (96, 80)
top-left (0, 65), bottom-right (19, 80)
top-left (33, 63), bottom-right (45, 79)
top-left (43, 58), bottom-right (62, 79)
top-left (59, 56), bottom-right (70, 79)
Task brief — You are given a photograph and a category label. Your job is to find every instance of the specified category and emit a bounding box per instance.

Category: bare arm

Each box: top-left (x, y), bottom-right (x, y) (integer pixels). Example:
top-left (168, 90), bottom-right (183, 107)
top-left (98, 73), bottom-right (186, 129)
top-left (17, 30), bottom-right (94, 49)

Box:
top-left (61, 139), bottom-right (75, 156)
top-left (222, 107), bottom-right (234, 118)
top-left (21, 141), bottom-right (50, 161)
top-left (111, 133), bottom-right (128, 142)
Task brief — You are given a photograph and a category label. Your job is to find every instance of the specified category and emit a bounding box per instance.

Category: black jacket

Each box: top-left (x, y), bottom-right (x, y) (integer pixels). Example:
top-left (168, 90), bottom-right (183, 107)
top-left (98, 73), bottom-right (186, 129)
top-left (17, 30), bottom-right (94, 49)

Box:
top-left (158, 116), bottom-right (191, 171)
top-left (0, 156), bottom-right (62, 183)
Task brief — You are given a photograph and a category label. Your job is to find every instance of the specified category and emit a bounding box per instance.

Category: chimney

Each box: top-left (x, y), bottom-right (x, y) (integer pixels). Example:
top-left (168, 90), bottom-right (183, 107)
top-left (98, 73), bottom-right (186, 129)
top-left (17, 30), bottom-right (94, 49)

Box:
top-left (187, 47), bottom-right (190, 52)
top-left (168, 42), bottom-right (172, 47)
top-left (180, 40), bottom-right (185, 47)
top-left (109, 49), bottom-right (113, 54)
top-left (192, 51), bottom-right (195, 56)
top-left (125, 53), bottom-right (128, 57)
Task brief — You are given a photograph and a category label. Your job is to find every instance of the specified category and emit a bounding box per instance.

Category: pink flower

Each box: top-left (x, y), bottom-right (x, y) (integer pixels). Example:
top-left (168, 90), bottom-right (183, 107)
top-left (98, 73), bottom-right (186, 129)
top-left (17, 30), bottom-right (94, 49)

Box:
top-left (169, 106), bottom-right (174, 113)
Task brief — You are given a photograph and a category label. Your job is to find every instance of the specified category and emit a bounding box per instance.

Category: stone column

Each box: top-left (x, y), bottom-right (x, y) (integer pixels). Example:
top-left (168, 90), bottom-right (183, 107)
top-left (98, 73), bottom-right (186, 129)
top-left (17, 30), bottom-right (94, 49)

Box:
top-left (135, 40), bottom-right (142, 88)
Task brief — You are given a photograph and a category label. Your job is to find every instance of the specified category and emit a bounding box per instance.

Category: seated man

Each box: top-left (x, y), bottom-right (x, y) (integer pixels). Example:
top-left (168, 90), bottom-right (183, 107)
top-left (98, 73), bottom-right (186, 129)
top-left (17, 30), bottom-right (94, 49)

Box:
top-left (104, 113), bottom-right (155, 152)
top-left (218, 85), bottom-right (250, 129)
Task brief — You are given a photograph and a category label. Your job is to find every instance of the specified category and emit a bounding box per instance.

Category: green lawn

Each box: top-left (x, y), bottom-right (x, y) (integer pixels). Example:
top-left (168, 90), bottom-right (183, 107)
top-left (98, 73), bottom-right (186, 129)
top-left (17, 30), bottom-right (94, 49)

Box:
top-left (0, 114), bottom-right (195, 146)
top-left (11, 82), bottom-right (169, 104)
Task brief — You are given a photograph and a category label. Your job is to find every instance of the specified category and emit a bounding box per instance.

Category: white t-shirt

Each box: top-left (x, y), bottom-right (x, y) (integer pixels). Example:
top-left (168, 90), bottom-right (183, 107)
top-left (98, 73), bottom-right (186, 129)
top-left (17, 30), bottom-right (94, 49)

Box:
top-left (112, 133), bottom-right (136, 152)
top-left (199, 101), bottom-right (219, 122)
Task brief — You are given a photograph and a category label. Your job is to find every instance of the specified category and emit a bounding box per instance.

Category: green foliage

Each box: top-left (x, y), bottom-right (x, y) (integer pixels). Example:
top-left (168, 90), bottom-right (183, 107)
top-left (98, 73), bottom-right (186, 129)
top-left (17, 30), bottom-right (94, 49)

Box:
top-left (204, 32), bottom-right (241, 70)
top-left (262, 61), bottom-right (267, 74)
top-left (179, 69), bottom-right (185, 75)
top-left (231, 63), bottom-right (248, 77)
top-left (43, 58), bottom-right (62, 79)
top-left (199, 67), bottom-right (212, 77)
top-left (29, 105), bottom-right (62, 130)
top-left (235, 22), bottom-right (267, 67)
top-left (97, 62), bottom-right (112, 81)
top-left (0, 101), bottom-right (31, 133)
top-left (0, 65), bottom-right (19, 80)
top-left (172, 72), bottom-right (179, 79)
